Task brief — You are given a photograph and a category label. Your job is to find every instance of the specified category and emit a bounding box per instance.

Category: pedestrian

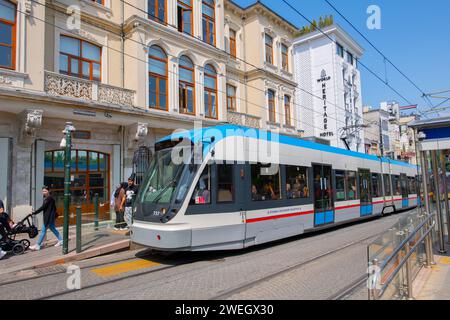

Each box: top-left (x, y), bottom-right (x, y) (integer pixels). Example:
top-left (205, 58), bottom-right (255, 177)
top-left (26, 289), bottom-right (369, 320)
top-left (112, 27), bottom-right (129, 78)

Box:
top-left (114, 182), bottom-right (127, 231)
top-left (0, 200), bottom-right (12, 259)
top-left (123, 174), bottom-right (139, 229)
top-left (29, 186), bottom-right (63, 251)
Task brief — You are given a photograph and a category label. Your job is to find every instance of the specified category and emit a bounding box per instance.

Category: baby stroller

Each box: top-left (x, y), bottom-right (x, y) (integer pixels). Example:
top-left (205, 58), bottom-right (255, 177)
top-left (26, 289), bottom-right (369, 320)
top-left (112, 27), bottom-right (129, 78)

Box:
top-left (0, 214), bottom-right (39, 256)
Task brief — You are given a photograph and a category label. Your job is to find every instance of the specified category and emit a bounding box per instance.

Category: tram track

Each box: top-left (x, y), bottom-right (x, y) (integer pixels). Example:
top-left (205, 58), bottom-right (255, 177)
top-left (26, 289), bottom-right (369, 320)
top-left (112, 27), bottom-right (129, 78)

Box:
top-left (1, 210), bottom-right (412, 300)
top-left (209, 231), bottom-right (381, 300)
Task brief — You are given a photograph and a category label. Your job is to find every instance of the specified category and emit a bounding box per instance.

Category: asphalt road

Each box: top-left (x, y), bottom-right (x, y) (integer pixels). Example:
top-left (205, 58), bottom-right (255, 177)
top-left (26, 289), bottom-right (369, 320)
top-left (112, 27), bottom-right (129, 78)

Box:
top-left (0, 209), bottom-right (416, 300)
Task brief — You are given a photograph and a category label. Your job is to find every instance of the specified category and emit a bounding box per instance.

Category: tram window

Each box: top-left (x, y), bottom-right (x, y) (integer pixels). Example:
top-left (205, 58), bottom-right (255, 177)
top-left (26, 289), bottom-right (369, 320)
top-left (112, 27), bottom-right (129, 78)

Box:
top-left (408, 177), bottom-right (417, 194)
top-left (190, 165), bottom-right (211, 205)
top-left (372, 173), bottom-right (382, 198)
top-left (217, 164), bottom-right (234, 203)
top-left (286, 166), bottom-right (309, 199)
top-left (335, 171), bottom-right (346, 201)
top-left (392, 175), bottom-right (401, 196)
top-left (384, 174), bottom-right (391, 196)
top-left (251, 163), bottom-right (281, 201)
top-left (346, 171), bottom-right (357, 200)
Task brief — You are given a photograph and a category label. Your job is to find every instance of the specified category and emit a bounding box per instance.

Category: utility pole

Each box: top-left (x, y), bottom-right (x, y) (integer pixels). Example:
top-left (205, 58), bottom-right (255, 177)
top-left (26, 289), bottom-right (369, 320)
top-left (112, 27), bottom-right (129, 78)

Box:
top-left (61, 122), bottom-right (75, 255)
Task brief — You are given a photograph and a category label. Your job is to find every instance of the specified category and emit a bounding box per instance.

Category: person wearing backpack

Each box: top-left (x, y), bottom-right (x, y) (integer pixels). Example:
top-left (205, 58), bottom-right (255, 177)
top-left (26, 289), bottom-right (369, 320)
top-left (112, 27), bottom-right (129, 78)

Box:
top-left (30, 186), bottom-right (63, 251)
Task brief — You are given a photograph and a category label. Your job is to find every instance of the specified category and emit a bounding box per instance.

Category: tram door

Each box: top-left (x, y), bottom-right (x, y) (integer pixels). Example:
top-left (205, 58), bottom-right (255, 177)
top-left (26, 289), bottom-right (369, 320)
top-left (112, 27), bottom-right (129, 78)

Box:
top-left (359, 169), bottom-right (373, 216)
top-left (400, 174), bottom-right (409, 208)
top-left (313, 164), bottom-right (334, 227)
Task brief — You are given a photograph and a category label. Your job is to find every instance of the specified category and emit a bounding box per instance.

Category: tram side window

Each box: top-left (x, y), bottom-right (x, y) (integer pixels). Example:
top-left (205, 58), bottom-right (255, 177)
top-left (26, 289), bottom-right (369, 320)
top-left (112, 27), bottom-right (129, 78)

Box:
top-left (372, 173), bottom-right (383, 198)
top-left (251, 163), bottom-right (281, 201)
top-left (346, 171), bottom-right (357, 200)
top-left (285, 166), bottom-right (309, 199)
top-left (190, 165), bottom-right (211, 205)
top-left (408, 177), bottom-right (417, 194)
top-left (392, 175), bottom-right (401, 196)
top-left (384, 174), bottom-right (391, 196)
top-left (335, 171), bottom-right (346, 201)
top-left (217, 164), bottom-right (234, 203)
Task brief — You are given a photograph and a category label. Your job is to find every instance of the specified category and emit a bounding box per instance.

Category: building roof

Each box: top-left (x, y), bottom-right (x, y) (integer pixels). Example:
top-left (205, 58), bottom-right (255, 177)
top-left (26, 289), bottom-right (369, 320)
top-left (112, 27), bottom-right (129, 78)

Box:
top-left (293, 24), bottom-right (364, 57)
top-left (226, 0), bottom-right (299, 31)
top-left (409, 116), bottom-right (450, 129)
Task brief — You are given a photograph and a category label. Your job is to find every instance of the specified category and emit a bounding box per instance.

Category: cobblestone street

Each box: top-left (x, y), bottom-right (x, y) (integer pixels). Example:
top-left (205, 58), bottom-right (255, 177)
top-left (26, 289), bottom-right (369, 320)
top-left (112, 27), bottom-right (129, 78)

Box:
top-left (0, 210), bottom-right (415, 300)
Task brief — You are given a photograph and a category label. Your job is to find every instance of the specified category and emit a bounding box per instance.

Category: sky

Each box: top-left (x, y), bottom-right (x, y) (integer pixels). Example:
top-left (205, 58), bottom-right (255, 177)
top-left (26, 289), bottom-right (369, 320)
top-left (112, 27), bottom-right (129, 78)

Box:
top-left (234, 0), bottom-right (450, 117)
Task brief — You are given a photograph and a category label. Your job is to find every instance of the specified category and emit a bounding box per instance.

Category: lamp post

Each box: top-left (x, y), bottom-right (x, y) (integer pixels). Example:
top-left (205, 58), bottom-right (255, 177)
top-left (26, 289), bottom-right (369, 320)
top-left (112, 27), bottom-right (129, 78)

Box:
top-left (61, 122), bottom-right (75, 255)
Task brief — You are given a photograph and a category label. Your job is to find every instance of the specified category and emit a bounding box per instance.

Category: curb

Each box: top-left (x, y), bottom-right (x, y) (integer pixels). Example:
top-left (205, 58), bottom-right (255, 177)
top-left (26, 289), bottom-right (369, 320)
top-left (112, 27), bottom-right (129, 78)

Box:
top-left (31, 239), bottom-right (131, 269)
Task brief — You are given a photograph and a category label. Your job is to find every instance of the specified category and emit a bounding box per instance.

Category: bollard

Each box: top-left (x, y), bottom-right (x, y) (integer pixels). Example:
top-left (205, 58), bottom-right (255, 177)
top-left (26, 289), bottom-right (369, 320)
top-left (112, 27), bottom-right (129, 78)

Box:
top-left (76, 206), bottom-right (82, 254)
top-left (94, 193), bottom-right (99, 231)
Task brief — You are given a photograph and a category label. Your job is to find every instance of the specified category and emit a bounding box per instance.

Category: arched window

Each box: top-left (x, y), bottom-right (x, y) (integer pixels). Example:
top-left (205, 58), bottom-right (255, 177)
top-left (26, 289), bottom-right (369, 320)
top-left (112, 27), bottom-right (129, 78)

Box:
top-left (0, 0), bottom-right (16, 70)
top-left (202, 0), bottom-right (215, 45)
top-left (59, 35), bottom-right (101, 81)
top-left (204, 64), bottom-right (217, 119)
top-left (148, 0), bottom-right (166, 23)
top-left (149, 45), bottom-right (168, 110)
top-left (179, 55), bottom-right (195, 115)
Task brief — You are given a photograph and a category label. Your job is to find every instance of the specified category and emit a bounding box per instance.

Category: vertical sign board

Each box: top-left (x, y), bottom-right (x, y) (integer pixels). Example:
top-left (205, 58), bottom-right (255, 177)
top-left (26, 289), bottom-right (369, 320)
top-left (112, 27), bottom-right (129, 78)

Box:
top-left (316, 70), bottom-right (334, 140)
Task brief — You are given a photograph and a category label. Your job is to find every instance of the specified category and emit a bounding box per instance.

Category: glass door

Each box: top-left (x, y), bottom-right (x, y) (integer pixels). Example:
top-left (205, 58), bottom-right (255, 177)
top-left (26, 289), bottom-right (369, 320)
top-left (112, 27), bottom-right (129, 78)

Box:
top-left (313, 164), bottom-right (334, 226)
top-left (359, 169), bottom-right (373, 216)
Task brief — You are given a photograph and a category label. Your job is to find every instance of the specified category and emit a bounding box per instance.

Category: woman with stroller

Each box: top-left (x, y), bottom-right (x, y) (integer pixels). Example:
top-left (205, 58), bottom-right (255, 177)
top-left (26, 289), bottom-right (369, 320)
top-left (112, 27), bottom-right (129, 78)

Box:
top-left (29, 186), bottom-right (63, 251)
top-left (0, 200), bottom-right (13, 259)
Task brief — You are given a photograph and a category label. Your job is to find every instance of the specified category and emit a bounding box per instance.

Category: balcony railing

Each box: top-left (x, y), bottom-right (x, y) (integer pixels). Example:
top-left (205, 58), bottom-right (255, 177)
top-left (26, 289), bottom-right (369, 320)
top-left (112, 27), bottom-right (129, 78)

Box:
top-left (44, 71), bottom-right (135, 108)
top-left (227, 111), bottom-right (261, 129)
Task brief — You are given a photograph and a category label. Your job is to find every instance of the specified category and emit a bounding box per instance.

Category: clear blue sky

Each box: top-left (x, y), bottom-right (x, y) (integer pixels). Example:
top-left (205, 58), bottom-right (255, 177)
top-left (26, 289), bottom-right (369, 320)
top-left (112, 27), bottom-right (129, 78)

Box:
top-left (234, 0), bottom-right (450, 117)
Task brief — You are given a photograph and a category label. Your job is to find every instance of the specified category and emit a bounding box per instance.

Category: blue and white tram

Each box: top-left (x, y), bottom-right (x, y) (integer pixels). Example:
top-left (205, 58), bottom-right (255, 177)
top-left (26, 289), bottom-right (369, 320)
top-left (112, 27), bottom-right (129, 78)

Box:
top-left (131, 125), bottom-right (419, 251)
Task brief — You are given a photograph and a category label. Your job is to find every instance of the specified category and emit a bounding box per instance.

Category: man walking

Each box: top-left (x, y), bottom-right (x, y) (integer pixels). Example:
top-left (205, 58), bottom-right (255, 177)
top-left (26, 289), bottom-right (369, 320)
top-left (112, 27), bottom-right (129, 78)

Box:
top-left (123, 174), bottom-right (139, 229)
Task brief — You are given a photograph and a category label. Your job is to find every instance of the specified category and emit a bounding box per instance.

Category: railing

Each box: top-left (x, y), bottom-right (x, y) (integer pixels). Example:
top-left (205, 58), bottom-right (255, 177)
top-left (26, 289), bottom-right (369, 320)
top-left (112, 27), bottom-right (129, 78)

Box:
top-left (227, 111), bottom-right (261, 129)
top-left (44, 71), bottom-right (135, 108)
top-left (368, 210), bottom-right (435, 300)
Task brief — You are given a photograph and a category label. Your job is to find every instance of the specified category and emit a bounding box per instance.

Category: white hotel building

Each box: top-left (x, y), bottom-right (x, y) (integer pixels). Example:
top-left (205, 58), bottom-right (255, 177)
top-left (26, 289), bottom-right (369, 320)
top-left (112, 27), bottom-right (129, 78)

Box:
top-left (293, 24), bottom-right (365, 153)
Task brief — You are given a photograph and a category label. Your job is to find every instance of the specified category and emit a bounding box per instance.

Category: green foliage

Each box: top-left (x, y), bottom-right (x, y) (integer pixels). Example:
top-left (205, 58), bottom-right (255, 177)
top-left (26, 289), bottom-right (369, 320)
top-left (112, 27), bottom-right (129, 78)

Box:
top-left (296, 15), bottom-right (334, 37)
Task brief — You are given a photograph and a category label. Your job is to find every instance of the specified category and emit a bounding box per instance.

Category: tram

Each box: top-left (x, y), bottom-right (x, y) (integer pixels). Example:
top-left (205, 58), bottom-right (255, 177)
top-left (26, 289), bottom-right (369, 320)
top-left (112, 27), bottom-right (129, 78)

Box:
top-left (131, 125), bottom-right (419, 251)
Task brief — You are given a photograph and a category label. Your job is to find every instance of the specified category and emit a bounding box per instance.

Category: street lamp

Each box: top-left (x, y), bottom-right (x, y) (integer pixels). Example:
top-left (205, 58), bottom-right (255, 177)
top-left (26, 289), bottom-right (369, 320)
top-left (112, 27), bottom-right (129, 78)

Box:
top-left (61, 122), bottom-right (75, 255)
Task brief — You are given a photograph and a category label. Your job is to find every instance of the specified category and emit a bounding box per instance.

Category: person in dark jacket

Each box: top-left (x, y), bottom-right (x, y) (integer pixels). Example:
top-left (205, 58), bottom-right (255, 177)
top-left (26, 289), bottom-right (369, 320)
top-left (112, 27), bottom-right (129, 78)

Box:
top-left (30, 186), bottom-right (63, 251)
top-left (0, 200), bottom-right (12, 259)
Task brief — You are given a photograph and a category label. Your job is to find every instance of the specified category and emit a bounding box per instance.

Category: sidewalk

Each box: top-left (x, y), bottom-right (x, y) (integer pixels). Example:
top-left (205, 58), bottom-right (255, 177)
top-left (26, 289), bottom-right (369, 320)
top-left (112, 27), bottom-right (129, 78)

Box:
top-left (415, 251), bottom-right (450, 300)
top-left (0, 226), bottom-right (131, 276)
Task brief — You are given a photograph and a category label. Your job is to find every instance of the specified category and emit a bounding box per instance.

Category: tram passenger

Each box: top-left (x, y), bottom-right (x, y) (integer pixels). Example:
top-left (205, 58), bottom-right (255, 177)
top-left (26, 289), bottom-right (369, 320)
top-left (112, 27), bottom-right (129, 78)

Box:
top-left (251, 185), bottom-right (260, 201)
top-left (263, 182), bottom-right (277, 200)
top-left (286, 183), bottom-right (293, 199)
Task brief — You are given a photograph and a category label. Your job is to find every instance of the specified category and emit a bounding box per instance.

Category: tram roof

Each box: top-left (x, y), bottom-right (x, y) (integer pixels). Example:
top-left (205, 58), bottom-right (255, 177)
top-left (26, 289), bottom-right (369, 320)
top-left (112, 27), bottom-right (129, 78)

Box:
top-left (158, 125), bottom-right (418, 170)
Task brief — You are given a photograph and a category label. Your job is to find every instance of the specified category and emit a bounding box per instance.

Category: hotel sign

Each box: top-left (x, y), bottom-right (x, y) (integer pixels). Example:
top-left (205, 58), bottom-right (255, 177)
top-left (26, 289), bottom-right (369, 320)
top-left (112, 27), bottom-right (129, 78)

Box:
top-left (317, 70), bottom-right (334, 138)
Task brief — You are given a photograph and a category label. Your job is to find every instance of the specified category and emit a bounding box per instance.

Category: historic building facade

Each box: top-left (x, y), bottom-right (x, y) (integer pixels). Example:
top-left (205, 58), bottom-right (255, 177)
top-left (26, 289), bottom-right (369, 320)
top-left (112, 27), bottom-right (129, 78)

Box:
top-left (0, 0), bottom-right (236, 223)
top-left (224, 1), bottom-right (300, 135)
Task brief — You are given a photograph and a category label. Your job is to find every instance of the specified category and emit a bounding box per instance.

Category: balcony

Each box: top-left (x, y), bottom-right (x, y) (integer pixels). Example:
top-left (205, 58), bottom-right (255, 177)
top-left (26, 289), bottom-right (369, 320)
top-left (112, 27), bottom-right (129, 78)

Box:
top-left (45, 71), bottom-right (135, 108)
top-left (227, 111), bottom-right (261, 129)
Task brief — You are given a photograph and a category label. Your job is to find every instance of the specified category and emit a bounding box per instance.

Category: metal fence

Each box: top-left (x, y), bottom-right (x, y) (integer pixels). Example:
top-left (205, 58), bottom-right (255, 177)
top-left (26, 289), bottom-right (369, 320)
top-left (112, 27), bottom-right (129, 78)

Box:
top-left (368, 210), bottom-right (435, 300)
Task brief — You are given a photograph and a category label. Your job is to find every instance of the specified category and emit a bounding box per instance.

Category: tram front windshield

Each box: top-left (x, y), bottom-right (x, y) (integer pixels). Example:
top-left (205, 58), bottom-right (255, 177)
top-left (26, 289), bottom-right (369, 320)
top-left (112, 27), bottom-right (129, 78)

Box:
top-left (135, 143), bottom-right (197, 221)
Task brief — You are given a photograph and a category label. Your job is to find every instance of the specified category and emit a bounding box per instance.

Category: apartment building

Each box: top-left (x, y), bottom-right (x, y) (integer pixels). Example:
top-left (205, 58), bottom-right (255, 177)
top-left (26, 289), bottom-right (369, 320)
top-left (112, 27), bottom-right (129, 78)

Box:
top-left (224, 0), bottom-right (300, 135)
top-left (0, 0), bottom-right (248, 223)
top-left (293, 24), bottom-right (365, 152)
